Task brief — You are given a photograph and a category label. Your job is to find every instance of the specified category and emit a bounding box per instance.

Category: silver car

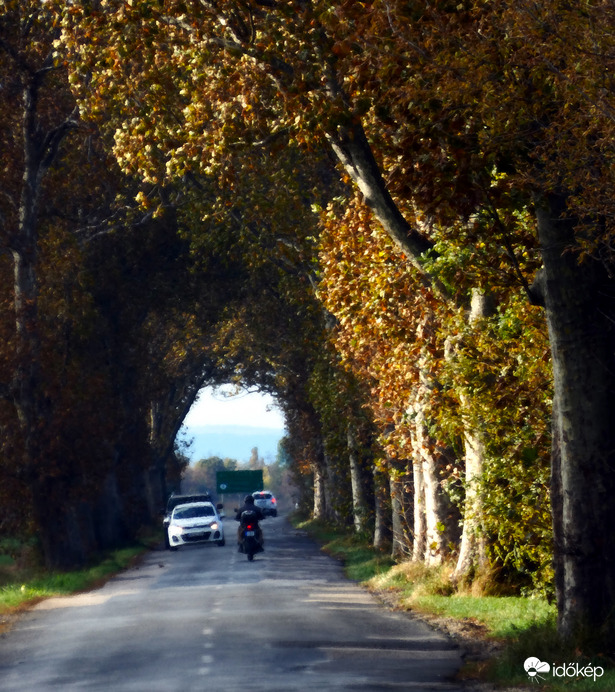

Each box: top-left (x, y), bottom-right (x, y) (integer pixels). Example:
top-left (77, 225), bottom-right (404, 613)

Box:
top-left (252, 491), bottom-right (278, 517)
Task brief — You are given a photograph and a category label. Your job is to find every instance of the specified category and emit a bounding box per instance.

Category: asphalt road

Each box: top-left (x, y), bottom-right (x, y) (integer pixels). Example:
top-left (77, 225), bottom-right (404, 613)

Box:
top-left (0, 516), bottom-right (465, 691)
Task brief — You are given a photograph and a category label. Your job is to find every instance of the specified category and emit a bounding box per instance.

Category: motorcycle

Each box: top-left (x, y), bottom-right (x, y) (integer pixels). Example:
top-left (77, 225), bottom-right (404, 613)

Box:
top-left (238, 510), bottom-right (264, 561)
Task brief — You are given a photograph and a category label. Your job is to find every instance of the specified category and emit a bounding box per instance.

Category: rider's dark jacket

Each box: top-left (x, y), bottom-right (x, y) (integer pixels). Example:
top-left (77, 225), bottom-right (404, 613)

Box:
top-left (235, 502), bottom-right (264, 549)
top-left (235, 503), bottom-right (265, 524)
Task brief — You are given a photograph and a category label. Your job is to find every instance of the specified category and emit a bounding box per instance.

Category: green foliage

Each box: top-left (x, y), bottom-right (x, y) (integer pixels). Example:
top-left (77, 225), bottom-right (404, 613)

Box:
top-left (436, 296), bottom-right (554, 596)
top-left (182, 456), bottom-right (238, 496)
top-left (263, 456), bottom-right (296, 509)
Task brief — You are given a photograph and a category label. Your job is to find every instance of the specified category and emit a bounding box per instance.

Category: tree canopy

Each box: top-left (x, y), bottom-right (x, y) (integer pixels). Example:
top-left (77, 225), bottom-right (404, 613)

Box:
top-left (2, 0), bottom-right (615, 648)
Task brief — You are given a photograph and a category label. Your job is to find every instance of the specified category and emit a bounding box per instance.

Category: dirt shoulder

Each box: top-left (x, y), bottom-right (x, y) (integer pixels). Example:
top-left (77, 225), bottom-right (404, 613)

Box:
top-left (370, 586), bottom-right (532, 692)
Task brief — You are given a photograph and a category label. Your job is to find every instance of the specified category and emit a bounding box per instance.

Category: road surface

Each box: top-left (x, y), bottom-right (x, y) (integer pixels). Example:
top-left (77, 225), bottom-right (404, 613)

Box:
top-left (0, 516), bottom-right (465, 691)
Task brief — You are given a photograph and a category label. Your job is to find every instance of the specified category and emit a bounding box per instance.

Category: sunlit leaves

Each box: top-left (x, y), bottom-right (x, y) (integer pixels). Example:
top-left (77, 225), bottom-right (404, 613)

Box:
top-left (51, 0), bottom-right (603, 590)
top-left (317, 185), bottom-right (553, 589)
top-left (437, 296), bottom-right (553, 593)
top-left (318, 193), bottom-right (437, 458)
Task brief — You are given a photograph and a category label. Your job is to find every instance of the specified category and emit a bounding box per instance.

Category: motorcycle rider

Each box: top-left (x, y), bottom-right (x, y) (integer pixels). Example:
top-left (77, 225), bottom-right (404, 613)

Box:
top-left (235, 494), bottom-right (264, 552)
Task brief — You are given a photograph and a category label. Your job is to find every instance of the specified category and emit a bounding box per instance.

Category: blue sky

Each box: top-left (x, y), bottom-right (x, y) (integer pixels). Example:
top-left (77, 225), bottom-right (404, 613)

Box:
top-left (179, 426), bottom-right (284, 463)
top-left (179, 386), bottom-right (286, 462)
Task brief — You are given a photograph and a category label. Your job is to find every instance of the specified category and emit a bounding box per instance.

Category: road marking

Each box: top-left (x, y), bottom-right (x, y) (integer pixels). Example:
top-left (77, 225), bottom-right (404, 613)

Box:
top-left (201, 654), bottom-right (213, 664)
top-left (203, 627), bottom-right (214, 636)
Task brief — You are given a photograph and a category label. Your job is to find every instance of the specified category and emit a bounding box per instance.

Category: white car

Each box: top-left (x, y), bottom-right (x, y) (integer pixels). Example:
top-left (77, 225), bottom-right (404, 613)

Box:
top-left (252, 491), bottom-right (278, 517)
top-left (167, 502), bottom-right (225, 550)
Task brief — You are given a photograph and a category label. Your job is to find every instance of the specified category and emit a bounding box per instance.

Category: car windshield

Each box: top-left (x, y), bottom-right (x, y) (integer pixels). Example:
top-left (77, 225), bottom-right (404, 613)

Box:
top-left (173, 505), bottom-right (215, 520)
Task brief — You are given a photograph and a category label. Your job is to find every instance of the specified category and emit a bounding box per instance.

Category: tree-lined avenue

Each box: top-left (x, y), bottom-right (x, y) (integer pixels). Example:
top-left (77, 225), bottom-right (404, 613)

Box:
top-left (0, 518), bottom-right (462, 691)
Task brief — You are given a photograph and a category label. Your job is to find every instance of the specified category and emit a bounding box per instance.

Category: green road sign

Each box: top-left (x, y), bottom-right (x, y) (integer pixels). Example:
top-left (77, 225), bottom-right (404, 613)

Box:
top-left (216, 470), bottom-right (263, 495)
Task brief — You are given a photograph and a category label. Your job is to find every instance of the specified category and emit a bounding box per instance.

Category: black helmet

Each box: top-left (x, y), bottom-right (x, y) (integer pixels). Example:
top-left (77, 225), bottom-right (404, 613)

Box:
top-left (244, 495), bottom-right (255, 505)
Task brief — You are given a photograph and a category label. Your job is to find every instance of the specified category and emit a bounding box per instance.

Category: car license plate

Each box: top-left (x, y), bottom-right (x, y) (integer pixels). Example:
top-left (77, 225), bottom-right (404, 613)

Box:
top-left (245, 531), bottom-right (255, 537)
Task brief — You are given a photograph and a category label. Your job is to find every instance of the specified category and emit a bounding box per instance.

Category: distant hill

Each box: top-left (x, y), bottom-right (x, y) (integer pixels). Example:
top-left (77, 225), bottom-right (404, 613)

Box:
top-left (178, 425), bottom-right (285, 463)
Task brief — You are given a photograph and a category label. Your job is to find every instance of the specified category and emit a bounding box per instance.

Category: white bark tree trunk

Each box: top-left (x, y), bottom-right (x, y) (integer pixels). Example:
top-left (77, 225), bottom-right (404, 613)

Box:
top-left (411, 455), bottom-right (427, 562)
top-left (348, 423), bottom-right (369, 532)
top-left (312, 461), bottom-right (327, 520)
top-left (452, 290), bottom-right (493, 582)
top-left (412, 394), bottom-right (457, 566)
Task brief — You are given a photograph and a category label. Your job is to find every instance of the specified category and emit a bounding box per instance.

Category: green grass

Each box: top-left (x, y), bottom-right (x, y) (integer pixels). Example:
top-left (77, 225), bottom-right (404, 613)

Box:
top-left (294, 516), bottom-right (615, 691)
top-left (484, 618), bottom-right (615, 691)
top-left (414, 594), bottom-right (555, 638)
top-left (0, 534), bottom-right (158, 617)
top-left (370, 561), bottom-right (556, 637)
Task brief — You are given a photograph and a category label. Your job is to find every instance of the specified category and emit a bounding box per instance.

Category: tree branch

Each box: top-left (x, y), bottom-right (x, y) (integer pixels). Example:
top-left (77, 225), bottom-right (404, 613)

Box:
top-left (326, 123), bottom-right (450, 302)
top-left (40, 109), bottom-right (80, 172)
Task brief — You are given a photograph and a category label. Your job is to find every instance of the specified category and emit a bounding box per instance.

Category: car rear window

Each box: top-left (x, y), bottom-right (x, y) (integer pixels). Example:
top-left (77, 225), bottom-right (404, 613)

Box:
top-left (254, 493), bottom-right (271, 499)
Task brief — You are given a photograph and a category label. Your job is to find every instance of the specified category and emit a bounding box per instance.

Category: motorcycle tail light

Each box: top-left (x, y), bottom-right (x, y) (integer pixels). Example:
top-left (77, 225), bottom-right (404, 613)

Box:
top-left (246, 524), bottom-right (253, 530)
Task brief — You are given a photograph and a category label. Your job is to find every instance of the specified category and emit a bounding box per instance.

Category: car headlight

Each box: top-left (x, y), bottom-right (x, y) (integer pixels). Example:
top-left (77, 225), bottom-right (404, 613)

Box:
top-left (210, 522), bottom-right (219, 531)
top-left (169, 524), bottom-right (184, 536)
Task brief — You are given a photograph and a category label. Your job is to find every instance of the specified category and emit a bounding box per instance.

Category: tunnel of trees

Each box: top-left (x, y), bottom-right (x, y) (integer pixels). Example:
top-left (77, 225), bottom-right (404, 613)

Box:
top-left (2, 1), bottom-right (615, 647)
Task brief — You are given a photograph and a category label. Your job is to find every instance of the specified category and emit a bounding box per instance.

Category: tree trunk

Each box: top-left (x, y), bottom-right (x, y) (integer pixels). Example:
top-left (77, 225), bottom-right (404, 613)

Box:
top-left (452, 413), bottom-right (488, 581)
top-left (411, 457), bottom-right (427, 561)
top-left (373, 467), bottom-right (391, 550)
top-left (452, 290), bottom-right (493, 582)
top-left (412, 401), bottom-right (457, 566)
top-left (30, 479), bottom-right (88, 569)
top-left (409, 319), bottom-right (458, 566)
top-left (536, 195), bottom-right (615, 644)
top-left (326, 123), bottom-right (436, 282)
top-left (12, 76), bottom-right (52, 565)
top-left (8, 60), bottom-right (77, 567)
top-left (13, 78), bottom-right (44, 460)
top-left (420, 442), bottom-right (457, 567)
top-left (312, 458), bottom-right (327, 520)
top-left (322, 450), bottom-right (343, 522)
top-left (348, 423), bottom-right (369, 532)
top-left (148, 377), bottom-right (204, 514)
top-left (389, 460), bottom-right (413, 559)
top-left (93, 470), bottom-right (128, 549)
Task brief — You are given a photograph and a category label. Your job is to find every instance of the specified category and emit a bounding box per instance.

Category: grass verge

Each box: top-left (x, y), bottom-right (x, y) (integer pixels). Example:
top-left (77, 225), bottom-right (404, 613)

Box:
top-left (0, 529), bottom-right (160, 625)
top-left (293, 516), bottom-right (615, 692)
top-left (296, 518), bottom-right (396, 581)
